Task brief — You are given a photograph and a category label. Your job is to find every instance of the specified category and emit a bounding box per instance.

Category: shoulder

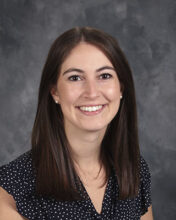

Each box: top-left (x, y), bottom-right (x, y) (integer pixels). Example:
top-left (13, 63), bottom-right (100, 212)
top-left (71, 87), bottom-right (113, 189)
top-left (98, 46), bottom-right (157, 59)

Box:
top-left (0, 151), bottom-right (34, 220)
top-left (0, 150), bottom-right (33, 175)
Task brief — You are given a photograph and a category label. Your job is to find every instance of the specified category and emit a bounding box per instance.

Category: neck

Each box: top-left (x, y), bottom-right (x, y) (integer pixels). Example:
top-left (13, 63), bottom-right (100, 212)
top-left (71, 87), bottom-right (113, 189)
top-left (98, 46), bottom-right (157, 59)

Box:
top-left (64, 122), bottom-right (107, 170)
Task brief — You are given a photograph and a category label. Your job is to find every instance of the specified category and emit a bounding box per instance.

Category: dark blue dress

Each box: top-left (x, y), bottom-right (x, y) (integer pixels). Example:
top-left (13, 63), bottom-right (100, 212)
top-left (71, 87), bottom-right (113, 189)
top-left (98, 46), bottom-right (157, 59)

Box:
top-left (0, 151), bottom-right (152, 219)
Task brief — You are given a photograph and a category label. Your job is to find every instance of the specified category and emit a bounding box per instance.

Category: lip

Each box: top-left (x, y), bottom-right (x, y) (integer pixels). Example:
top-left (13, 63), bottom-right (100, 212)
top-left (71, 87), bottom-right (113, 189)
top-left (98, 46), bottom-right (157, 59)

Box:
top-left (76, 104), bottom-right (107, 116)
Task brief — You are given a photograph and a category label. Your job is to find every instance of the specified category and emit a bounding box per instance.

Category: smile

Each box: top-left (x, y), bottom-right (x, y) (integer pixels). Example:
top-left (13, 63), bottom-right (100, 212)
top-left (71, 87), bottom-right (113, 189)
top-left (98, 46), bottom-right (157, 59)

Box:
top-left (77, 104), bottom-right (106, 116)
top-left (79, 105), bottom-right (103, 112)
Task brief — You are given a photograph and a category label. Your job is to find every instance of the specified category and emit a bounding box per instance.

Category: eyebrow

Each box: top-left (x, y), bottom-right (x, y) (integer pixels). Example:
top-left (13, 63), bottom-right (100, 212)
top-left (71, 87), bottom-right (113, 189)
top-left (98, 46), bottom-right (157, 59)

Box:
top-left (62, 66), bottom-right (115, 75)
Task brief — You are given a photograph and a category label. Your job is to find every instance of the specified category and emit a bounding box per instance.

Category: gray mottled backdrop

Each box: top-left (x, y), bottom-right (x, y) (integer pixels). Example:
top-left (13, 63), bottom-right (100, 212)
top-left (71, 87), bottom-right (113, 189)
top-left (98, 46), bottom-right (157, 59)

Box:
top-left (0, 0), bottom-right (175, 219)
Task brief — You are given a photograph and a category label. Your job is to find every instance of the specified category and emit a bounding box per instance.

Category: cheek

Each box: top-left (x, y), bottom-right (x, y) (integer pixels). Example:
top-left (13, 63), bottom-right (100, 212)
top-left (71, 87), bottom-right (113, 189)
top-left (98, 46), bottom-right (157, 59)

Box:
top-left (58, 84), bottom-right (80, 105)
top-left (105, 84), bottom-right (121, 101)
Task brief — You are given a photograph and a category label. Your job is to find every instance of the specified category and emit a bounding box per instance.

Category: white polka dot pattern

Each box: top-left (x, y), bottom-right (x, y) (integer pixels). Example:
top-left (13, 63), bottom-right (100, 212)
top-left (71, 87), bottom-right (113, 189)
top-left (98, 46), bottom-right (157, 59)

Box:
top-left (0, 151), bottom-right (152, 219)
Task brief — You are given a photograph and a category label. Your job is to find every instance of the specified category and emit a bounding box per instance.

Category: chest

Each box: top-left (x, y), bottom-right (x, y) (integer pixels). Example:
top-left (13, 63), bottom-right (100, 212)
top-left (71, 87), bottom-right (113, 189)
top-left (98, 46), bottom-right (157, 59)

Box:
top-left (83, 181), bottom-right (107, 214)
top-left (33, 176), bottom-right (141, 220)
top-left (77, 167), bottom-right (108, 214)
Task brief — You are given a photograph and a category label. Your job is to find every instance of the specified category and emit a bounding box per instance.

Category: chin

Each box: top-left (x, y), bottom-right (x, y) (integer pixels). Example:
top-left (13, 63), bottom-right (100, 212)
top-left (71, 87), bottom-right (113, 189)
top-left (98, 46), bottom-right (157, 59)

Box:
top-left (80, 124), bottom-right (108, 132)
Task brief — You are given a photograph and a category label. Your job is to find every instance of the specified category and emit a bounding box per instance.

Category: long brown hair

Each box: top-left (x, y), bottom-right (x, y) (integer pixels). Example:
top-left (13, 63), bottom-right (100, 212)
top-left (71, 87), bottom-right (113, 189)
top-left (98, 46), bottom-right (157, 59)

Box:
top-left (31, 26), bottom-right (140, 200)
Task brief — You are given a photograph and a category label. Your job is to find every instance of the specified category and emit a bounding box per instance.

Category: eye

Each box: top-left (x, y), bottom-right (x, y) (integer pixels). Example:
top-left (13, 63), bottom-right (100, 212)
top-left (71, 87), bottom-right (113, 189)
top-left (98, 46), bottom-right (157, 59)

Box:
top-left (99, 73), bottom-right (112, 80)
top-left (68, 75), bottom-right (82, 81)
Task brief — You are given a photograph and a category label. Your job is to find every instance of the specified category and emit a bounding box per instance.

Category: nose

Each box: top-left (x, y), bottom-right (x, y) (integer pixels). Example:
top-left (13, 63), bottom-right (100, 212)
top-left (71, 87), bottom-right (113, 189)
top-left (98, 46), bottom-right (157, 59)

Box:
top-left (83, 79), bottom-right (100, 99)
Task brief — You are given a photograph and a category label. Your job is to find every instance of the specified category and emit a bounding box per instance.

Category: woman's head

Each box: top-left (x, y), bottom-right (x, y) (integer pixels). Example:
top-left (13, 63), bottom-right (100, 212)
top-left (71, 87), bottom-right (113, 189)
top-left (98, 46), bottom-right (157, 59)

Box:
top-left (50, 42), bottom-right (123, 134)
top-left (38, 26), bottom-right (134, 129)
top-left (32, 27), bottom-right (140, 200)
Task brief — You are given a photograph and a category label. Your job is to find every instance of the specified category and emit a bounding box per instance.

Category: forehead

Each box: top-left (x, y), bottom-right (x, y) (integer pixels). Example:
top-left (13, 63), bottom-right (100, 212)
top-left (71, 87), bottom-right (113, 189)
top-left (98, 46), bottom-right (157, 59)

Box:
top-left (60, 42), bottom-right (113, 71)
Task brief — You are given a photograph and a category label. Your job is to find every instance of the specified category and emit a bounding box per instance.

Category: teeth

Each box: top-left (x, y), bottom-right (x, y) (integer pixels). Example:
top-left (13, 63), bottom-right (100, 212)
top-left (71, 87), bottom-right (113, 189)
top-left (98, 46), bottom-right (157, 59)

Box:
top-left (79, 105), bottom-right (103, 112)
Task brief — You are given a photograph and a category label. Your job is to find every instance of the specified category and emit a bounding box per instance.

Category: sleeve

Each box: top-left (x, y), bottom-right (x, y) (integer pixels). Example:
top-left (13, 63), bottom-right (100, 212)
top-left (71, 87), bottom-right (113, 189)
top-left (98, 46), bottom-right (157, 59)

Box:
top-left (0, 151), bottom-right (46, 220)
top-left (139, 155), bottom-right (152, 216)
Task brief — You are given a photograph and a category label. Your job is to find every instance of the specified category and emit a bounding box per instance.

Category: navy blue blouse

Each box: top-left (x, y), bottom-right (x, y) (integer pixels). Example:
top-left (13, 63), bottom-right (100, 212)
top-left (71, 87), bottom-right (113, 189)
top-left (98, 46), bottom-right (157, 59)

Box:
top-left (0, 151), bottom-right (152, 219)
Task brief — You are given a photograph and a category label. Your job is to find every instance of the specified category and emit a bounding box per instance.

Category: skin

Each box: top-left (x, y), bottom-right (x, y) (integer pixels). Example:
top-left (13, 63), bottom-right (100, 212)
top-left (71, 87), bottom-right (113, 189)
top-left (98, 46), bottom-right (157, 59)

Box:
top-left (0, 42), bottom-right (153, 219)
top-left (141, 206), bottom-right (154, 220)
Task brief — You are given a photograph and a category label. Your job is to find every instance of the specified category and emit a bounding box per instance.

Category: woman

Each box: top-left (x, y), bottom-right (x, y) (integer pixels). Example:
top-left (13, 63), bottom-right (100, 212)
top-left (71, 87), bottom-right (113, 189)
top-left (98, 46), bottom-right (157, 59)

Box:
top-left (0, 27), bottom-right (153, 219)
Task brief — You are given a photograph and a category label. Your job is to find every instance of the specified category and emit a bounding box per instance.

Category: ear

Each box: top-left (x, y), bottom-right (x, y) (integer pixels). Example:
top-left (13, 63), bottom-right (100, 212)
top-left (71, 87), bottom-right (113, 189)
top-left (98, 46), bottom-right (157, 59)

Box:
top-left (120, 91), bottom-right (123, 98)
top-left (50, 86), bottom-right (60, 104)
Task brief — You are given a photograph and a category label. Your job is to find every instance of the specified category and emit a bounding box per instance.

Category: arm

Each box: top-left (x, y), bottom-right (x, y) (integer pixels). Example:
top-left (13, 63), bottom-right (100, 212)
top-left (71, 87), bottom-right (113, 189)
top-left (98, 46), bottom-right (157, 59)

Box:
top-left (141, 205), bottom-right (153, 220)
top-left (0, 187), bottom-right (28, 220)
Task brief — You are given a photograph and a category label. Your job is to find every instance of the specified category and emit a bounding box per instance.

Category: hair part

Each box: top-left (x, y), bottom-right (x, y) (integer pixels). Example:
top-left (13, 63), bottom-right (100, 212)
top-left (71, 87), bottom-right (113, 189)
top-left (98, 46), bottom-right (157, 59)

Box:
top-left (31, 26), bottom-right (140, 201)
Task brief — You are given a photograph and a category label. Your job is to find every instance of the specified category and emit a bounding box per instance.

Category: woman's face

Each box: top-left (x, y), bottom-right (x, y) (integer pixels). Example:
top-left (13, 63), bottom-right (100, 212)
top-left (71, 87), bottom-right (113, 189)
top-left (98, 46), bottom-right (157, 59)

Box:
top-left (51, 42), bottom-right (122, 133)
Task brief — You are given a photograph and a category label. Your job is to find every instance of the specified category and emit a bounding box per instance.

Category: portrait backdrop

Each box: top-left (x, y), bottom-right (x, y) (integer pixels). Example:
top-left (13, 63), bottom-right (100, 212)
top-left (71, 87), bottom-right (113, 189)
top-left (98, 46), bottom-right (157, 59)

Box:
top-left (0, 0), bottom-right (176, 219)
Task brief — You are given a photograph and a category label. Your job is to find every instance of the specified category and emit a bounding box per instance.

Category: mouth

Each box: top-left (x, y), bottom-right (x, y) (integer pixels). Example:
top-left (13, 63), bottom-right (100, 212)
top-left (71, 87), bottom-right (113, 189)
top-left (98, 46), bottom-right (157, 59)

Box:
top-left (76, 104), bottom-right (106, 115)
